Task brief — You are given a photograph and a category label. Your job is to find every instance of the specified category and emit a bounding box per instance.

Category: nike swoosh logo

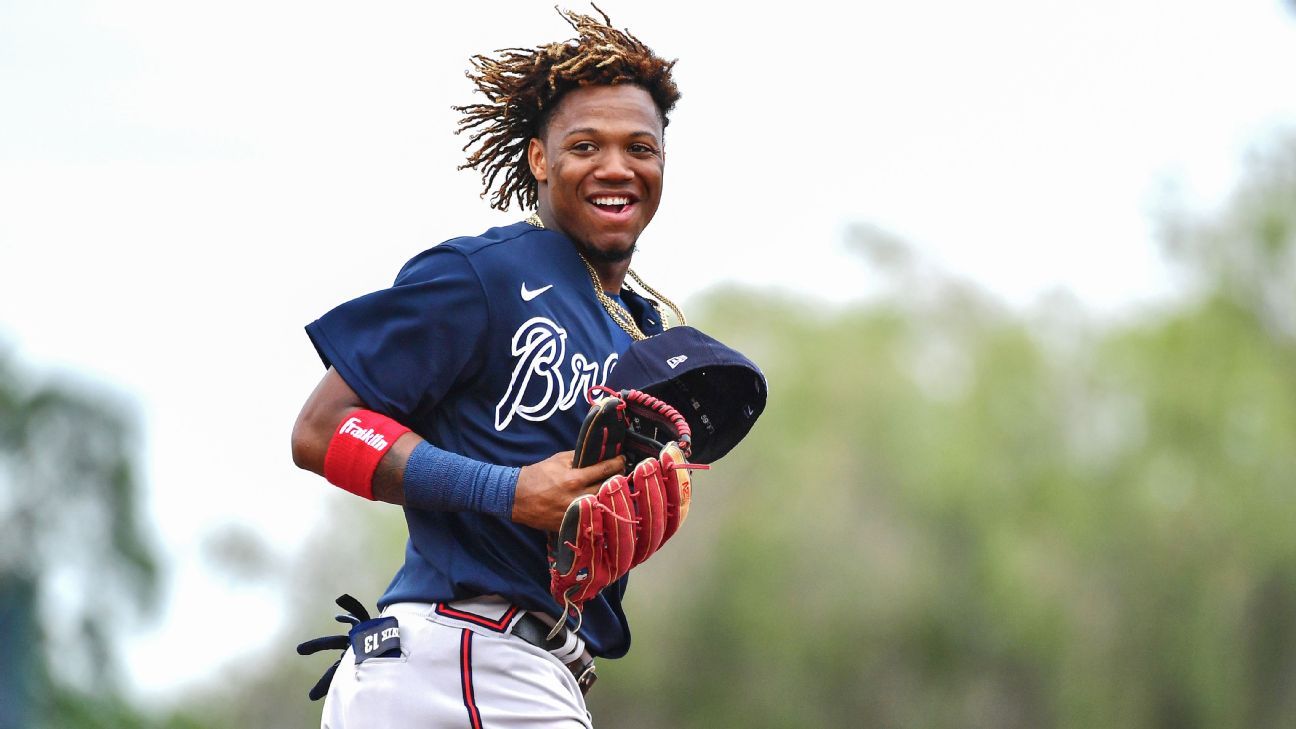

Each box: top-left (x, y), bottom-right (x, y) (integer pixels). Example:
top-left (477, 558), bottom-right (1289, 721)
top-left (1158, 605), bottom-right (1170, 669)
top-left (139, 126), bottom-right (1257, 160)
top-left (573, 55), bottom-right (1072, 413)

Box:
top-left (520, 283), bottom-right (554, 301)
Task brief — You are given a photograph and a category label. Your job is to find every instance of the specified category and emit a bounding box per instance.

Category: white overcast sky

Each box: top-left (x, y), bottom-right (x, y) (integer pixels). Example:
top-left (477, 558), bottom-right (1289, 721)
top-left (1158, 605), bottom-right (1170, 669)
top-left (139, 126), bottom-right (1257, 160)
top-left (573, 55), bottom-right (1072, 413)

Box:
top-left (2, 0), bottom-right (1295, 701)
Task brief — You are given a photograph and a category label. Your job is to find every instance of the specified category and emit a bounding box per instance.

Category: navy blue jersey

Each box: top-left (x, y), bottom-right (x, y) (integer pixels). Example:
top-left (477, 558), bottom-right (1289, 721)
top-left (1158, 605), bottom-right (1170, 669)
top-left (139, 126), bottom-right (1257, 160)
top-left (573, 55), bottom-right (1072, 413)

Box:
top-left (305, 221), bottom-right (664, 658)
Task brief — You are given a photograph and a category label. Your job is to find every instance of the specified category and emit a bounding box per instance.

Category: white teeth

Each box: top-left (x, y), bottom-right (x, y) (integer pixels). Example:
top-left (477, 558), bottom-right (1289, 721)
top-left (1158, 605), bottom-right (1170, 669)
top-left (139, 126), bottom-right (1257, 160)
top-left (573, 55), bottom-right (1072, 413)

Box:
top-left (592, 196), bottom-right (630, 206)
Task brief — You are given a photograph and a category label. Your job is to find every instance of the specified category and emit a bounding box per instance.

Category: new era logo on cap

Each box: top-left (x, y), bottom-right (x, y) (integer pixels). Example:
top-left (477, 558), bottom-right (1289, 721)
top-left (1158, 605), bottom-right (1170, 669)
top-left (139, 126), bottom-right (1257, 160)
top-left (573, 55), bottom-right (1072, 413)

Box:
top-left (607, 326), bottom-right (767, 465)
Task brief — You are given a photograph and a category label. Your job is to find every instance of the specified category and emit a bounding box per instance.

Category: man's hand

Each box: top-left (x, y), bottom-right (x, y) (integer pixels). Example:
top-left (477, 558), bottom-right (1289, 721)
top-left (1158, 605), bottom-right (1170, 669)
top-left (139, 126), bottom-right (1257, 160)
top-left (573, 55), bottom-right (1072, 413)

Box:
top-left (513, 451), bottom-right (626, 532)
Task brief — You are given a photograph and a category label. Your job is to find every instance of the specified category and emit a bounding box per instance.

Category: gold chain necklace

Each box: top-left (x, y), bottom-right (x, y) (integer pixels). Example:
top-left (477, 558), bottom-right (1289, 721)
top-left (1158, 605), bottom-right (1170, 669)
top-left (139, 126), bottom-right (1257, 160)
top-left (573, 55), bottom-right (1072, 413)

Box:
top-left (525, 212), bottom-right (685, 341)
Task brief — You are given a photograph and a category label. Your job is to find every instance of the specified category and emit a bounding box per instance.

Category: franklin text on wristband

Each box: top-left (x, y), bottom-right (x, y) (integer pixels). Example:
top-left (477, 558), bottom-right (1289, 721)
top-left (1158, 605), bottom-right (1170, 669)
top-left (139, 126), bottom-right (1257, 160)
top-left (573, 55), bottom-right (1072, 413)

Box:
top-left (323, 409), bottom-right (411, 500)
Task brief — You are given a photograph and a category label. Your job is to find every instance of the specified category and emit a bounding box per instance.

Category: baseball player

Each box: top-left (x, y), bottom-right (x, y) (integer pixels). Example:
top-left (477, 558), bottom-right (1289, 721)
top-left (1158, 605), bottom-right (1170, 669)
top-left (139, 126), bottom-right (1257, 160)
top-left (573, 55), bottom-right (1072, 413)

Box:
top-left (291, 8), bottom-right (683, 727)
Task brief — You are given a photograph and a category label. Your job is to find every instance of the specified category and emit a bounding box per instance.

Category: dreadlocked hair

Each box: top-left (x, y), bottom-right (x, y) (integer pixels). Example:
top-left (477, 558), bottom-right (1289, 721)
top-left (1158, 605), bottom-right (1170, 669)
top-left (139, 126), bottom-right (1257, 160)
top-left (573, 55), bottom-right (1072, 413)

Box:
top-left (454, 5), bottom-right (681, 211)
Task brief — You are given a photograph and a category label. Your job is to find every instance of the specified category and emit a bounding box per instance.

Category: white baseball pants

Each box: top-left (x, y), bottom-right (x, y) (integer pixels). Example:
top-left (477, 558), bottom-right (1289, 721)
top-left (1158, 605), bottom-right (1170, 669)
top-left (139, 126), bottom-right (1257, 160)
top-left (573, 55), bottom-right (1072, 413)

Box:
top-left (321, 597), bottom-right (592, 728)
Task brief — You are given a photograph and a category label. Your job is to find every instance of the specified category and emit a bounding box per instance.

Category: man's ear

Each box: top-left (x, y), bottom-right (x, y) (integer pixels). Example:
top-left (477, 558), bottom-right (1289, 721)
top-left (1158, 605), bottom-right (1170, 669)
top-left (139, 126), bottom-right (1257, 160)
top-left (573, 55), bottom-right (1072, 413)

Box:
top-left (527, 138), bottom-right (548, 183)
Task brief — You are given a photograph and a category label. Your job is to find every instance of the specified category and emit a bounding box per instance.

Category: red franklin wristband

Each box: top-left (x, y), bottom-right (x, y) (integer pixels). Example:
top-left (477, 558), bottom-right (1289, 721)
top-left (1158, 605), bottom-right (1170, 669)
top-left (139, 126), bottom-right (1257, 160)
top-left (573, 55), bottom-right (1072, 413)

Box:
top-left (323, 409), bottom-right (411, 500)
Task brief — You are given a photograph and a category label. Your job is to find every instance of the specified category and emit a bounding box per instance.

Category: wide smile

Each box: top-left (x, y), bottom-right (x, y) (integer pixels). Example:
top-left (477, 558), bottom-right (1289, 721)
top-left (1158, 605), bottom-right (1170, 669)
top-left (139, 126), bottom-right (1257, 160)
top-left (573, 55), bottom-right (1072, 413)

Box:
top-left (586, 193), bottom-right (640, 222)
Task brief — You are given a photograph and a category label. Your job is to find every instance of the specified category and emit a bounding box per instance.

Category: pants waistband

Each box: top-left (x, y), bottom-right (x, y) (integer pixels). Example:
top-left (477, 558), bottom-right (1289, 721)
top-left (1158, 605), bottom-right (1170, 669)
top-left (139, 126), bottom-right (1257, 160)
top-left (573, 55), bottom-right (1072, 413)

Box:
top-left (510, 612), bottom-right (597, 695)
top-left (414, 597), bottom-right (597, 695)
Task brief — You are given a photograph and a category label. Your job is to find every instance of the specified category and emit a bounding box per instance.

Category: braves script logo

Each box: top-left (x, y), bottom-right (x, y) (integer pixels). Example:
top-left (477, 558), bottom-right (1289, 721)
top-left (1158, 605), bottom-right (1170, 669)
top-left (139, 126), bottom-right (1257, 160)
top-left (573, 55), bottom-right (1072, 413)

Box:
top-left (338, 417), bottom-right (391, 451)
top-left (495, 316), bottom-right (617, 431)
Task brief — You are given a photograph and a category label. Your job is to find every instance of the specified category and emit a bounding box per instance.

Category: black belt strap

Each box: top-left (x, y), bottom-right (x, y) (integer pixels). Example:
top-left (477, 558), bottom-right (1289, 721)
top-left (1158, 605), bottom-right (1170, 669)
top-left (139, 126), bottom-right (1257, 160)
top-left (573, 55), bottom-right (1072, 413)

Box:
top-left (510, 613), bottom-right (598, 695)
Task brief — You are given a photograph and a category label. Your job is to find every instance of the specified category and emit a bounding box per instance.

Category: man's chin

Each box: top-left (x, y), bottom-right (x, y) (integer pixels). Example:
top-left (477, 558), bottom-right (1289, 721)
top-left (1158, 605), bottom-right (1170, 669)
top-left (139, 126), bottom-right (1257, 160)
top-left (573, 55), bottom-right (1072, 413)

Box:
top-left (579, 240), bottom-right (637, 264)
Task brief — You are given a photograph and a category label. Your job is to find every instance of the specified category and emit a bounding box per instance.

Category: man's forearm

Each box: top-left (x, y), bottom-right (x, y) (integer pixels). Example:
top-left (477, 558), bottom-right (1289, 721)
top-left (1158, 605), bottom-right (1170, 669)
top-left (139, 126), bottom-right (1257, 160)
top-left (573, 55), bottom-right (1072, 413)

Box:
top-left (370, 431), bottom-right (421, 505)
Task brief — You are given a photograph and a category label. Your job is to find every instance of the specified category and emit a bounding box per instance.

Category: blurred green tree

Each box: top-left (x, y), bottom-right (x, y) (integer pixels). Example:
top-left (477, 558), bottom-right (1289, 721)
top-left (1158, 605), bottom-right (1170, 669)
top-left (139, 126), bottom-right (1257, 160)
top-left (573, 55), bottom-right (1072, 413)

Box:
top-left (1159, 135), bottom-right (1296, 340)
top-left (0, 347), bottom-right (201, 728)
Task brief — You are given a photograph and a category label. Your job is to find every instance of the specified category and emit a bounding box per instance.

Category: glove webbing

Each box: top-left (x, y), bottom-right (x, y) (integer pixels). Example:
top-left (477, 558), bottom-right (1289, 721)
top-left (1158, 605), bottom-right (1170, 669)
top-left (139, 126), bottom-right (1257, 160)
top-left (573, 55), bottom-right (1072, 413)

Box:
top-left (589, 386), bottom-right (695, 461)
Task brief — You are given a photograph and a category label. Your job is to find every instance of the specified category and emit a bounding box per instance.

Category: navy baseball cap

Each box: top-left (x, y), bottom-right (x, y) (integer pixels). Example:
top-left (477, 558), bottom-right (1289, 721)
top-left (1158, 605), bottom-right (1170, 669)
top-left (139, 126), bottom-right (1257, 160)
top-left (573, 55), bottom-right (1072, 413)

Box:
top-left (607, 326), bottom-right (767, 464)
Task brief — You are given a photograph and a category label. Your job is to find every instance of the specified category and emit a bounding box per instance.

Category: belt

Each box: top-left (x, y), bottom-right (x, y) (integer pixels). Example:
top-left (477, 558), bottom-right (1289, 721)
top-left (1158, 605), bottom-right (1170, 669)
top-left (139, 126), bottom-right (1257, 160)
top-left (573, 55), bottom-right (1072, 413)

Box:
top-left (510, 612), bottom-right (598, 695)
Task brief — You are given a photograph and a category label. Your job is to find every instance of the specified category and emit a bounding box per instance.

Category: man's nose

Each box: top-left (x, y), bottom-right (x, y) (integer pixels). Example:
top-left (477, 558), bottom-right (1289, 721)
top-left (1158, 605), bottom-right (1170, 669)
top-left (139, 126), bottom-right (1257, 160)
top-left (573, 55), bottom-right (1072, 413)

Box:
top-left (594, 150), bottom-right (634, 180)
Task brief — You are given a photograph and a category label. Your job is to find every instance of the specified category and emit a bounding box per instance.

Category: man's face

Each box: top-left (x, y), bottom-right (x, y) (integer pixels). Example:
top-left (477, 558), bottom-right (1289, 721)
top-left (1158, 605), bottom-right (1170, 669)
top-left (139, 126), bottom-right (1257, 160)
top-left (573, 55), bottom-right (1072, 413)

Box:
top-left (528, 84), bottom-right (665, 263)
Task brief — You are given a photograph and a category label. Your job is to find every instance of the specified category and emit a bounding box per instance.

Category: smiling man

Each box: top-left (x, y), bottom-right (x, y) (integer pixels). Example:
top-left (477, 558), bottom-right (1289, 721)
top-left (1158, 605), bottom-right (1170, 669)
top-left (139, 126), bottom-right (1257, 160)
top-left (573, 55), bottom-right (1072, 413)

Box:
top-left (529, 83), bottom-right (665, 265)
top-left (291, 8), bottom-right (684, 728)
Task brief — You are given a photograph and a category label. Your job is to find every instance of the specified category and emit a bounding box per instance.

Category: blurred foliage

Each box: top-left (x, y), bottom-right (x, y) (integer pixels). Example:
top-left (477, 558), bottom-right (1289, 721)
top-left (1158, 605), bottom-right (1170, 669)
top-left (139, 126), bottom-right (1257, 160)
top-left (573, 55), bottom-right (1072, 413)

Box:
top-left (0, 352), bottom-right (205, 728)
top-left (1158, 136), bottom-right (1296, 341)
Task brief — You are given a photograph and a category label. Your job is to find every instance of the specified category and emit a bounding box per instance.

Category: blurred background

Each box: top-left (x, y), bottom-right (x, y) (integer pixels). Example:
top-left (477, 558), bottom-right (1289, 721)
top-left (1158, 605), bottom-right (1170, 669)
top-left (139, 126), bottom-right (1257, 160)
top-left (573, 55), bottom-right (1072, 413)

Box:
top-left (3, 0), bottom-right (1295, 727)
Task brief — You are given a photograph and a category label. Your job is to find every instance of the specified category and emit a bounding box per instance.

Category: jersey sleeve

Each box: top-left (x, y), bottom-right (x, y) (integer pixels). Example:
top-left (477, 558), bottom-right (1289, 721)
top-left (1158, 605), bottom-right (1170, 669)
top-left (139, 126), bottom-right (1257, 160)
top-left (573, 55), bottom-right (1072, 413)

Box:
top-left (305, 245), bottom-right (489, 421)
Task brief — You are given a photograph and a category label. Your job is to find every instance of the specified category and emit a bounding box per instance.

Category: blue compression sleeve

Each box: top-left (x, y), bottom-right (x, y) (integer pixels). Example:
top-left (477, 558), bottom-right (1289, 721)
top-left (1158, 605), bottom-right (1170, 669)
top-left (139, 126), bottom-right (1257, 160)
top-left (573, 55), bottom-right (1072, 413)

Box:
top-left (402, 441), bottom-right (520, 518)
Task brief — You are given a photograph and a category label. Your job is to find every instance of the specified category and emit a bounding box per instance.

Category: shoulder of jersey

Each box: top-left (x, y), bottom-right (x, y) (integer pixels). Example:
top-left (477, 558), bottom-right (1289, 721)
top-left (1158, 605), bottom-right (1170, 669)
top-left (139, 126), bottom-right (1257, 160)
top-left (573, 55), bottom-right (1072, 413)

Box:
top-left (437, 221), bottom-right (548, 257)
top-left (396, 222), bottom-right (552, 283)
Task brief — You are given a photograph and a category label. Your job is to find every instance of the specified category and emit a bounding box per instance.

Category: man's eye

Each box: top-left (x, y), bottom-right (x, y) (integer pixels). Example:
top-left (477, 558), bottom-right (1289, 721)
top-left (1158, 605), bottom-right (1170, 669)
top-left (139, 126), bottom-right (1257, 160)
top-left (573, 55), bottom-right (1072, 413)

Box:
top-left (630, 144), bottom-right (658, 155)
top-left (571, 142), bottom-right (597, 152)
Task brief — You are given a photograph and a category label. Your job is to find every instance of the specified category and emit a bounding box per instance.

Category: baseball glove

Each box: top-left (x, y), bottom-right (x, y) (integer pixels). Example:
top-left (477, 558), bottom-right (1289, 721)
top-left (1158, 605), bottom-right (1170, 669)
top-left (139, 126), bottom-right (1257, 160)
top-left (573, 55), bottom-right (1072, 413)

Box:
top-left (571, 386), bottom-right (696, 471)
top-left (548, 387), bottom-right (705, 626)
